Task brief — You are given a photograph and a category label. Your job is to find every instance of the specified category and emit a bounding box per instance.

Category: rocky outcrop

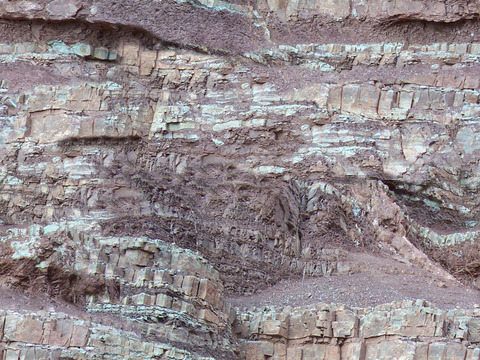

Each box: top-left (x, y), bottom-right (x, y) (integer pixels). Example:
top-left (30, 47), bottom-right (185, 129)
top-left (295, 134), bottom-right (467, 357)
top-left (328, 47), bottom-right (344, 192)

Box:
top-left (3, 34), bottom-right (480, 282)
top-left (2, 0), bottom-right (480, 359)
top-left (0, 223), bottom-right (239, 359)
top-left (236, 300), bottom-right (480, 359)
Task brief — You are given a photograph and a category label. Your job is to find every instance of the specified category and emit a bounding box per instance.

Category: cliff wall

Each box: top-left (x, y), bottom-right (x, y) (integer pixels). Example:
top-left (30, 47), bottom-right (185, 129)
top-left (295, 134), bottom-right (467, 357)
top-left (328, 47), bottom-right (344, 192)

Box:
top-left (2, 0), bottom-right (480, 359)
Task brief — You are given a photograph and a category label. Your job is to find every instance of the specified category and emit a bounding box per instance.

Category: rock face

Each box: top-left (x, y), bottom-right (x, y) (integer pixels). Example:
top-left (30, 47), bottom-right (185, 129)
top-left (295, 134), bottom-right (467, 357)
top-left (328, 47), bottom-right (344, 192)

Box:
top-left (236, 300), bottom-right (480, 360)
top-left (2, 0), bottom-right (480, 359)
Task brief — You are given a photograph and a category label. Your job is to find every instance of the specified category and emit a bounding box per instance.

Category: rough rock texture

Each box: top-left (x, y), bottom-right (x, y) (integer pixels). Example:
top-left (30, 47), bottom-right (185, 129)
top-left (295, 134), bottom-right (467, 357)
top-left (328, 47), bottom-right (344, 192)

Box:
top-left (3, 0), bottom-right (480, 359)
top-left (235, 300), bottom-right (480, 360)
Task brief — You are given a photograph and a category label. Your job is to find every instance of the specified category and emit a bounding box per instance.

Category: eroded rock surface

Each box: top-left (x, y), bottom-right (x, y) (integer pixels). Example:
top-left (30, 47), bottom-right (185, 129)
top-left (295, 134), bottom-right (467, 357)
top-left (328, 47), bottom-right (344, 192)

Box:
top-left (3, 0), bottom-right (480, 359)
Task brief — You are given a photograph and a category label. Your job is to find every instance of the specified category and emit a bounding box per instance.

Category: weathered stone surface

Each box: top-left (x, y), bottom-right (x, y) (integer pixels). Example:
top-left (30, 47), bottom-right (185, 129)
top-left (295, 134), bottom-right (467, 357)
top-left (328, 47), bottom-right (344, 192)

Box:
top-left (3, 2), bottom-right (480, 360)
top-left (237, 302), bottom-right (480, 360)
top-left (45, 0), bottom-right (80, 19)
top-left (93, 47), bottom-right (109, 60)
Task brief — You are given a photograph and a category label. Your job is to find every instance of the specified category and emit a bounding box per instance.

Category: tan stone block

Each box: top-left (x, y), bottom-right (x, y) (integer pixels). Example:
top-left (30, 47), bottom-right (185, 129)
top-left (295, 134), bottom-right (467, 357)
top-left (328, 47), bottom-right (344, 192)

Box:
top-left (46, 0), bottom-right (80, 18)
top-left (108, 50), bottom-right (118, 61)
top-left (456, 43), bottom-right (469, 54)
top-left (25, 89), bottom-right (54, 112)
top-left (42, 319), bottom-right (72, 347)
top-left (173, 274), bottom-right (184, 288)
top-left (285, 84), bottom-right (329, 108)
top-left (302, 344), bottom-right (340, 360)
top-left (156, 50), bottom-right (176, 62)
top-left (5, 315), bottom-right (43, 343)
top-left (121, 43), bottom-right (140, 66)
top-left (289, 310), bottom-right (317, 339)
top-left (464, 77), bottom-right (479, 89)
top-left (286, 347), bottom-right (303, 360)
top-left (467, 317), bottom-right (480, 343)
top-left (453, 91), bottom-right (465, 106)
top-left (310, 0), bottom-right (350, 16)
top-left (428, 343), bottom-right (447, 358)
top-left (316, 0), bottom-right (350, 18)
top-left (262, 319), bottom-right (288, 338)
top-left (70, 325), bottom-right (89, 347)
top-left (155, 294), bottom-right (173, 308)
top-left (378, 89), bottom-right (395, 115)
top-left (359, 86), bottom-right (380, 117)
top-left (429, 89), bottom-right (444, 110)
top-left (244, 342), bottom-right (260, 360)
top-left (153, 270), bottom-right (173, 286)
top-left (198, 309), bottom-right (219, 325)
top-left (341, 343), bottom-right (366, 360)
top-left (217, 294), bottom-right (226, 312)
top-left (180, 301), bottom-right (196, 317)
top-left (139, 50), bottom-right (158, 76)
top-left (143, 243), bottom-right (156, 253)
top-left (366, 340), bottom-right (414, 359)
top-left (181, 275), bottom-right (199, 297)
top-left (353, 52), bottom-right (371, 65)
top-left (360, 311), bottom-right (389, 338)
top-left (436, 74), bottom-right (464, 88)
top-left (399, 91), bottom-right (414, 110)
top-left (0, 44), bottom-right (14, 54)
top-left (466, 347), bottom-right (480, 360)
top-left (379, 52), bottom-right (397, 66)
top-left (133, 268), bottom-right (154, 285)
top-left (20, 347), bottom-right (36, 360)
top-left (171, 299), bottom-right (182, 311)
top-left (341, 84), bottom-right (360, 114)
top-left (465, 91), bottom-right (479, 104)
top-left (5, 349), bottom-right (20, 360)
top-left (413, 343), bottom-right (428, 360)
top-left (0, 316), bottom-right (5, 339)
top-left (315, 310), bottom-right (334, 337)
top-left (88, 261), bottom-right (105, 275)
top-left (245, 341), bottom-right (274, 360)
top-left (198, 279), bottom-right (218, 306)
top-left (132, 293), bottom-right (155, 306)
top-left (105, 264), bottom-right (124, 278)
top-left (275, 343), bottom-right (287, 359)
top-left (470, 43), bottom-right (480, 54)
top-left (340, 84), bottom-right (379, 118)
top-left (332, 321), bottom-right (356, 338)
top-left (445, 343), bottom-right (467, 359)
top-left (248, 313), bottom-right (263, 336)
top-left (124, 249), bottom-right (152, 267)
top-left (123, 268), bottom-right (135, 282)
top-left (412, 89), bottom-right (430, 109)
top-left (325, 44), bottom-right (344, 54)
top-left (327, 85), bottom-right (342, 112)
top-left (444, 91), bottom-right (456, 107)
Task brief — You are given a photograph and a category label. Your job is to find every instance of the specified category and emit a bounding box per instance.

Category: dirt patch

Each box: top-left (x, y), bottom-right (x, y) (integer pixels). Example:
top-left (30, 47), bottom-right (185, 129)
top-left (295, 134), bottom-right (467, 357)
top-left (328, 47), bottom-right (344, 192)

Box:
top-left (227, 252), bottom-right (480, 310)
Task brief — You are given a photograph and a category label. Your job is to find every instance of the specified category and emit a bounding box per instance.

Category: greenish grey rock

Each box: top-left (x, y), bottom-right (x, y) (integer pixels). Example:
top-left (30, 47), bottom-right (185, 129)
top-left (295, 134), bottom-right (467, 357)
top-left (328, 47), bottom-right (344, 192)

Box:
top-left (72, 43), bottom-right (92, 57)
top-left (93, 47), bottom-right (109, 60)
top-left (108, 49), bottom-right (118, 61)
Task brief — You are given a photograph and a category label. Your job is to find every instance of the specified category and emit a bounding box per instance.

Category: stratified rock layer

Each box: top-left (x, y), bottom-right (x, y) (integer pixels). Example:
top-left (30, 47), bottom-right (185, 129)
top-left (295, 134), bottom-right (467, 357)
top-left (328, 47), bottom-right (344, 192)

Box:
top-left (236, 301), bottom-right (480, 360)
top-left (2, 0), bottom-right (480, 359)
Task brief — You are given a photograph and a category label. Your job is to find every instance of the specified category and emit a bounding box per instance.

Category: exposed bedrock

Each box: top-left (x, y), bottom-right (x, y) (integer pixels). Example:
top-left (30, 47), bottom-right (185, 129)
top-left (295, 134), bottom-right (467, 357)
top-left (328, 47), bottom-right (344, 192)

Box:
top-left (2, 0), bottom-right (480, 359)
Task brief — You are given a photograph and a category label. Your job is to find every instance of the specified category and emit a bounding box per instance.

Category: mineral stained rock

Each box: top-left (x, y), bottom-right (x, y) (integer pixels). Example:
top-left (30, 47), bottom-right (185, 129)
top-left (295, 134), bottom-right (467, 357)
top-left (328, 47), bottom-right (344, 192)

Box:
top-left (2, 0), bottom-right (480, 359)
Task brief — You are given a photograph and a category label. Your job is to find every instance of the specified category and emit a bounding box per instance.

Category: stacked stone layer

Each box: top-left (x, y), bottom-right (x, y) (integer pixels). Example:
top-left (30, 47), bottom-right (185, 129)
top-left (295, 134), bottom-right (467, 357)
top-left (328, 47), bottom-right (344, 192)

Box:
top-left (3, 0), bottom-right (480, 359)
